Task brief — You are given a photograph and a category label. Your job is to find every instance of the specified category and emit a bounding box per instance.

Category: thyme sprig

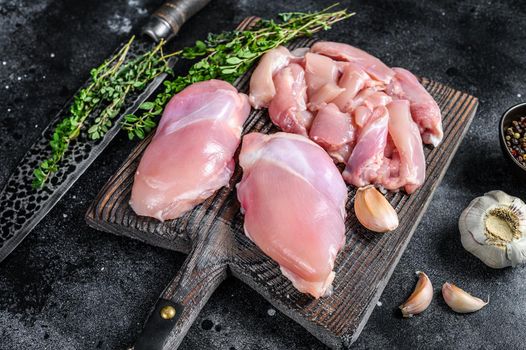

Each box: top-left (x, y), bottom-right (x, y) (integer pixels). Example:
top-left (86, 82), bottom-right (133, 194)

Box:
top-left (33, 37), bottom-right (174, 188)
top-left (33, 4), bottom-right (353, 188)
top-left (122, 5), bottom-right (354, 139)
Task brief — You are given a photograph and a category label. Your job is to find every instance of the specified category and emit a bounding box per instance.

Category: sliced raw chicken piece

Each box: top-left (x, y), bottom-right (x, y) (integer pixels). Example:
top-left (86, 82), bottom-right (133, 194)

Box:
top-left (307, 83), bottom-right (345, 111)
top-left (237, 132), bottom-right (347, 298)
top-left (377, 155), bottom-right (402, 190)
top-left (385, 100), bottom-right (426, 193)
top-left (268, 63), bottom-right (313, 136)
top-left (388, 67), bottom-right (443, 146)
top-left (383, 135), bottom-right (397, 159)
top-left (309, 103), bottom-right (355, 163)
top-left (304, 52), bottom-right (341, 96)
top-left (363, 91), bottom-right (392, 110)
top-left (343, 106), bottom-right (389, 187)
top-left (348, 87), bottom-right (378, 111)
top-left (386, 77), bottom-right (403, 96)
top-left (130, 80), bottom-right (250, 221)
top-left (346, 90), bottom-right (392, 120)
top-left (331, 63), bottom-right (370, 111)
top-left (330, 144), bottom-right (353, 165)
top-left (249, 46), bottom-right (295, 109)
top-left (345, 87), bottom-right (388, 112)
top-left (353, 105), bottom-right (372, 128)
top-left (311, 41), bottom-right (395, 84)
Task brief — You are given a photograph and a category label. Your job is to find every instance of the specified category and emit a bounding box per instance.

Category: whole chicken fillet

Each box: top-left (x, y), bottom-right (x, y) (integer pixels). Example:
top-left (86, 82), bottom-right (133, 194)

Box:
top-left (130, 80), bottom-right (250, 221)
top-left (237, 132), bottom-right (348, 298)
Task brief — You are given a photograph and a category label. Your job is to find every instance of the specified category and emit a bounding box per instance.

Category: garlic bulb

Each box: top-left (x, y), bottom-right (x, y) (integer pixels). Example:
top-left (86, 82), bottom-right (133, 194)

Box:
top-left (459, 190), bottom-right (526, 268)
top-left (354, 185), bottom-right (399, 233)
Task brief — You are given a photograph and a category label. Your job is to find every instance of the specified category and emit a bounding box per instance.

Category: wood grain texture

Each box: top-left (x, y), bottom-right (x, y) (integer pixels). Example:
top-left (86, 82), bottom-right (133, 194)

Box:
top-left (86, 28), bottom-right (478, 349)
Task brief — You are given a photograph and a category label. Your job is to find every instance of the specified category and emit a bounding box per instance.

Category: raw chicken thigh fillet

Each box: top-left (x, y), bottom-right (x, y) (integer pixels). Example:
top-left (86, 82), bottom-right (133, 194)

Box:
top-left (130, 80), bottom-right (250, 221)
top-left (237, 132), bottom-right (348, 298)
top-left (248, 41), bottom-right (442, 193)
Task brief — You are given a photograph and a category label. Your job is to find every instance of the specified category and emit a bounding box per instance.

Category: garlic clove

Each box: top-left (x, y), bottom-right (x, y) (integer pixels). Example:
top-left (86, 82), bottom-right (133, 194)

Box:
top-left (399, 271), bottom-right (433, 318)
top-left (442, 282), bottom-right (488, 313)
top-left (354, 185), bottom-right (399, 233)
top-left (459, 190), bottom-right (526, 268)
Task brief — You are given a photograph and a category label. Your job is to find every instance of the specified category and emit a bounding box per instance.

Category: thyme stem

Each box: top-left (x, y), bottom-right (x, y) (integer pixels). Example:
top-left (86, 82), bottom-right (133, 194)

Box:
top-left (122, 5), bottom-right (354, 139)
top-left (33, 4), bottom-right (354, 188)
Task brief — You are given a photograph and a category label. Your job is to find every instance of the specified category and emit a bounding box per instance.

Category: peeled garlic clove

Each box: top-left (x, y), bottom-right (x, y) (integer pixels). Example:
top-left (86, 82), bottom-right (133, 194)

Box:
top-left (442, 282), bottom-right (488, 313)
top-left (354, 185), bottom-right (399, 233)
top-left (399, 271), bottom-right (433, 317)
top-left (459, 190), bottom-right (526, 268)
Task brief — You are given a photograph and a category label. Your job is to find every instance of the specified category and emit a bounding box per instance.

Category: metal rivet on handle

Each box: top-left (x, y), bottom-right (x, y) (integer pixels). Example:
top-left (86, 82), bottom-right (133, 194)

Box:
top-left (160, 305), bottom-right (176, 320)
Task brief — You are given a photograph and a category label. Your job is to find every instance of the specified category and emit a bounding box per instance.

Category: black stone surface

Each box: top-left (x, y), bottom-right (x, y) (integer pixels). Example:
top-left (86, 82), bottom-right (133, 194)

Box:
top-left (1, 0), bottom-right (525, 349)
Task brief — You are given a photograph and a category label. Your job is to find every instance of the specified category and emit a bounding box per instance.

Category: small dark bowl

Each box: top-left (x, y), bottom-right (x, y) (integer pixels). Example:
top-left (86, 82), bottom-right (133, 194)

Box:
top-left (500, 102), bottom-right (526, 179)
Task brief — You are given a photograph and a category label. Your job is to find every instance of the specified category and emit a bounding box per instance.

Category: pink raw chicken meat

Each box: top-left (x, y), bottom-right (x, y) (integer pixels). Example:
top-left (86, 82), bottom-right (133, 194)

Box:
top-left (311, 41), bottom-right (395, 84)
top-left (353, 105), bottom-right (372, 128)
top-left (384, 100), bottom-right (426, 193)
top-left (362, 91), bottom-right (392, 110)
top-left (343, 89), bottom-right (392, 128)
top-left (343, 106), bottom-right (389, 187)
top-left (331, 62), bottom-right (370, 112)
top-left (388, 67), bottom-right (443, 146)
top-left (308, 83), bottom-right (345, 111)
top-left (130, 80), bottom-right (250, 221)
top-left (309, 103), bottom-right (355, 163)
top-left (268, 63), bottom-right (313, 136)
top-left (237, 132), bottom-right (347, 298)
top-left (249, 46), bottom-right (296, 109)
top-left (246, 41), bottom-right (437, 194)
top-left (304, 52), bottom-right (340, 95)
top-left (348, 87), bottom-right (390, 111)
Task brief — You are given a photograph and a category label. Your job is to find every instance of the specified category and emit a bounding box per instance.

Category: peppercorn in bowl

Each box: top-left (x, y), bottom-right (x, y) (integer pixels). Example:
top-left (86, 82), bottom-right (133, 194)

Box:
top-left (500, 102), bottom-right (526, 178)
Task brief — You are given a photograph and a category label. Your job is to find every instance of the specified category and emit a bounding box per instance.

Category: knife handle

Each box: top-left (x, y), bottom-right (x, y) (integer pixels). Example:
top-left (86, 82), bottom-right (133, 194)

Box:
top-left (143, 0), bottom-right (212, 42)
top-left (133, 224), bottom-right (229, 350)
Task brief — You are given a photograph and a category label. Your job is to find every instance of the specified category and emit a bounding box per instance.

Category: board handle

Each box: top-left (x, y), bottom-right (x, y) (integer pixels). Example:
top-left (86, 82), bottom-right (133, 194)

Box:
top-left (133, 224), bottom-right (229, 350)
top-left (142, 0), bottom-right (211, 42)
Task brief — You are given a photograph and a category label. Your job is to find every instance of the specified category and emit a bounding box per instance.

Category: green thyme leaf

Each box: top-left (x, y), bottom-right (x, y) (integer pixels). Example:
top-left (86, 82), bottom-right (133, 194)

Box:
top-left (122, 4), bottom-right (354, 140)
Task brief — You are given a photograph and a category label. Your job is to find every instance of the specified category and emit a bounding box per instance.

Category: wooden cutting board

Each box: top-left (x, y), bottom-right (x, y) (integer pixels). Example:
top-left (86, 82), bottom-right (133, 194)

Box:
top-left (85, 17), bottom-right (478, 350)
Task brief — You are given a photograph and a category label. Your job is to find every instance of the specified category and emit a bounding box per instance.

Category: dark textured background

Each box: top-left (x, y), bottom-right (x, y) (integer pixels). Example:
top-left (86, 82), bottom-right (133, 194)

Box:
top-left (1, 0), bottom-right (525, 349)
